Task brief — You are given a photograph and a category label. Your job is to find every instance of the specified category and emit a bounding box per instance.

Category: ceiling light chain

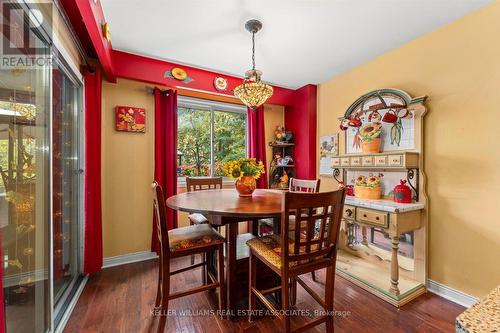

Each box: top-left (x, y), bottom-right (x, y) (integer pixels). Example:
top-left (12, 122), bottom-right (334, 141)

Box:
top-left (251, 31), bottom-right (256, 71)
top-left (234, 19), bottom-right (273, 110)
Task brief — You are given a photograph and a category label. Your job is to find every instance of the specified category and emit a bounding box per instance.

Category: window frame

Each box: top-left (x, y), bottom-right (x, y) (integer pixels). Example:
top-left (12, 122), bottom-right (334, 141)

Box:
top-left (177, 96), bottom-right (248, 187)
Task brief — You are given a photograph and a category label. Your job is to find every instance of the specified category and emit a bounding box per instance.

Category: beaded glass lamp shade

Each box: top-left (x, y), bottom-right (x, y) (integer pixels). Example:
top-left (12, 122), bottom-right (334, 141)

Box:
top-left (234, 70), bottom-right (273, 109)
top-left (234, 20), bottom-right (273, 109)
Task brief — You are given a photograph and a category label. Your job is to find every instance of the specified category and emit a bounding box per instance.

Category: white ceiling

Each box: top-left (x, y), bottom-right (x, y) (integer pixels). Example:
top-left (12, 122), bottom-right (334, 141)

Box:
top-left (101, 0), bottom-right (492, 89)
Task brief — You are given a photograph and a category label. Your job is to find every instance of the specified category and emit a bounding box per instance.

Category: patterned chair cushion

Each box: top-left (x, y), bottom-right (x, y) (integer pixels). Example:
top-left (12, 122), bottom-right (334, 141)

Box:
top-left (246, 234), bottom-right (319, 270)
top-left (188, 213), bottom-right (209, 224)
top-left (169, 224), bottom-right (224, 252)
top-left (456, 285), bottom-right (500, 333)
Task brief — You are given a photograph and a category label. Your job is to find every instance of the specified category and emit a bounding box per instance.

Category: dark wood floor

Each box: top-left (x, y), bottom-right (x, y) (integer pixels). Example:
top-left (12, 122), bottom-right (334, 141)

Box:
top-left (64, 257), bottom-right (464, 333)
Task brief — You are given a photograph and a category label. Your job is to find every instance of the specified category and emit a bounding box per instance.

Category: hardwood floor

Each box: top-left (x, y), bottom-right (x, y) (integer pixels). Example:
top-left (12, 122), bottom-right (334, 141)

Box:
top-left (64, 257), bottom-right (463, 333)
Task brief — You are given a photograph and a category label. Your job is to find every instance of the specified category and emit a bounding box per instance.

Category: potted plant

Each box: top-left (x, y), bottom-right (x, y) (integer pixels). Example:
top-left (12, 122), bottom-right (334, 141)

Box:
top-left (358, 122), bottom-right (382, 153)
top-left (223, 158), bottom-right (265, 197)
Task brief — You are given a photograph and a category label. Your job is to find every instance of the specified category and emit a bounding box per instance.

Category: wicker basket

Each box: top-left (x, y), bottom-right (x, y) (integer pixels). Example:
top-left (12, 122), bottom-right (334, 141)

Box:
top-left (354, 186), bottom-right (381, 200)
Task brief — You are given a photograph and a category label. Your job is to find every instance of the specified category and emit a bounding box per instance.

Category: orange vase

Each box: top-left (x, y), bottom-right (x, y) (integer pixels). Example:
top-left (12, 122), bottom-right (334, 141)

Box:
top-left (235, 176), bottom-right (257, 197)
top-left (361, 137), bottom-right (381, 153)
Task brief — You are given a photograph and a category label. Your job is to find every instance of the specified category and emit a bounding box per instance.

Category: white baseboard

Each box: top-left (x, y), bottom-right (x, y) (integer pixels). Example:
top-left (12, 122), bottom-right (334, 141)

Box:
top-left (427, 279), bottom-right (478, 308)
top-left (55, 275), bottom-right (88, 333)
top-left (102, 250), bottom-right (158, 269)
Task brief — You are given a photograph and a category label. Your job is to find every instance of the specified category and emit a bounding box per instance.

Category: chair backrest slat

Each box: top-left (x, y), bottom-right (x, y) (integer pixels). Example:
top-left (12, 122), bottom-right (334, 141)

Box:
top-left (289, 178), bottom-right (321, 193)
top-left (186, 177), bottom-right (223, 192)
top-left (152, 181), bottom-right (170, 259)
top-left (280, 189), bottom-right (345, 272)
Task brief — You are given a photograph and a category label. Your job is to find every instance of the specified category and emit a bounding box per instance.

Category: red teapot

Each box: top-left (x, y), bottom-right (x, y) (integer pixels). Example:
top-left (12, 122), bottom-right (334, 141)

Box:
top-left (348, 114), bottom-right (362, 127)
top-left (382, 109), bottom-right (398, 123)
top-left (393, 180), bottom-right (412, 203)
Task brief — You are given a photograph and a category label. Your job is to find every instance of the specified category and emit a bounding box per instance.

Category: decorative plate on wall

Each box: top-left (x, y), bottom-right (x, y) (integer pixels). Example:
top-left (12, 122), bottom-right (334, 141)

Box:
top-left (214, 76), bottom-right (228, 91)
top-left (164, 68), bottom-right (193, 83)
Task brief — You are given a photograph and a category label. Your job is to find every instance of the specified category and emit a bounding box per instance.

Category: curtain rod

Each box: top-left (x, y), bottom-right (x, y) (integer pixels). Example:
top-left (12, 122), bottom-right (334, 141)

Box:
top-left (145, 87), bottom-right (172, 95)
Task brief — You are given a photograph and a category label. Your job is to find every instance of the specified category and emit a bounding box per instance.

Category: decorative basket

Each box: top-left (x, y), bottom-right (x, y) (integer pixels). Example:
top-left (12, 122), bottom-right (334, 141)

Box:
top-left (354, 186), bottom-right (381, 200)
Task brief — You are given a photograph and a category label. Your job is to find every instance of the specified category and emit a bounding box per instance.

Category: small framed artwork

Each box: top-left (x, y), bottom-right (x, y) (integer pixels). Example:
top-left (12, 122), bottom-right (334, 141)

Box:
top-left (319, 133), bottom-right (339, 176)
top-left (115, 106), bottom-right (146, 133)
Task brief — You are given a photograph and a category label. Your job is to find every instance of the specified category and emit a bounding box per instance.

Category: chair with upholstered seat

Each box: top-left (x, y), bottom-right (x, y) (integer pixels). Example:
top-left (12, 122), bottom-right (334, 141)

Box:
top-left (260, 178), bottom-right (321, 282)
top-left (185, 176), bottom-right (223, 264)
top-left (152, 181), bottom-right (225, 333)
top-left (247, 189), bottom-right (345, 333)
top-left (186, 176), bottom-right (223, 225)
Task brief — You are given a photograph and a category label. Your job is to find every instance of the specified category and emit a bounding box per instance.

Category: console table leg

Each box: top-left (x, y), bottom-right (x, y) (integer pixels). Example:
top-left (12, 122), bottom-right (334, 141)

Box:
top-left (390, 235), bottom-right (400, 296)
top-left (362, 226), bottom-right (368, 245)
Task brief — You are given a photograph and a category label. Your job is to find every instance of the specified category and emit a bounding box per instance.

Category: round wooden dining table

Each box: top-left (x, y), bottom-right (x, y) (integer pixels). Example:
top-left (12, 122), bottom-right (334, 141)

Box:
top-left (166, 188), bottom-right (283, 312)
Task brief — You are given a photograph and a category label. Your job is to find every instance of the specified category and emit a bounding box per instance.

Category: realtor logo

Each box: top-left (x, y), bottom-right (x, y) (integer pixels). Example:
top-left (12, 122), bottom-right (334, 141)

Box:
top-left (0, 0), bottom-right (53, 69)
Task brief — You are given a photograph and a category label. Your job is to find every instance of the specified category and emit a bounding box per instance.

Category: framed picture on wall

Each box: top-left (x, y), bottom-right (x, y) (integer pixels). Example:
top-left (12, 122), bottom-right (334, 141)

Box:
top-left (319, 133), bottom-right (339, 176)
top-left (115, 105), bottom-right (146, 133)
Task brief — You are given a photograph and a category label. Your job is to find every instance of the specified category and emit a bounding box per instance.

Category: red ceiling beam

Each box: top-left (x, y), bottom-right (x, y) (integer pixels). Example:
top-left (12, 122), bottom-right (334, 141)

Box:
top-left (112, 50), bottom-right (295, 106)
top-left (61, 0), bottom-right (116, 82)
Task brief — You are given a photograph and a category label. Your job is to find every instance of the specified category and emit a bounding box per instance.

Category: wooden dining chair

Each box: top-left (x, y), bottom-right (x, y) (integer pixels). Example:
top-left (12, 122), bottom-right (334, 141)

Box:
top-left (185, 176), bottom-right (223, 264)
top-left (260, 178), bottom-right (322, 281)
top-left (186, 176), bottom-right (223, 226)
top-left (289, 178), bottom-right (321, 193)
top-left (247, 189), bottom-right (346, 333)
top-left (152, 181), bottom-right (226, 333)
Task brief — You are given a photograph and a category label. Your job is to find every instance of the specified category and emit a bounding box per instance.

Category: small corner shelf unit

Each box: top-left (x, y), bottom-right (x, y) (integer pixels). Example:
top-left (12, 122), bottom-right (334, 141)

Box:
top-left (332, 88), bottom-right (428, 307)
top-left (268, 143), bottom-right (295, 190)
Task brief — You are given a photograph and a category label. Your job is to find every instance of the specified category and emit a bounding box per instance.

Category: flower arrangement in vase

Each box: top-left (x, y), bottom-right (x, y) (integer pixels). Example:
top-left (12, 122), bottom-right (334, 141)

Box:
top-left (357, 123), bottom-right (382, 153)
top-left (223, 158), bottom-right (265, 197)
top-left (354, 173), bottom-right (383, 200)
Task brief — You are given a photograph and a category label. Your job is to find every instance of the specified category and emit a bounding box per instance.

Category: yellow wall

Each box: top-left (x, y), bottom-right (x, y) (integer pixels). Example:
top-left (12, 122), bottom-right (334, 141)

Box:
top-left (101, 79), bottom-right (157, 257)
top-left (317, 3), bottom-right (500, 297)
top-left (101, 78), bottom-right (284, 257)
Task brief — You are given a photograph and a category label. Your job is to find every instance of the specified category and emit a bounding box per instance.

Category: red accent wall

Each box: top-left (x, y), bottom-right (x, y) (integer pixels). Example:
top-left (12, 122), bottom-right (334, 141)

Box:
top-left (112, 50), bottom-right (295, 106)
top-left (285, 84), bottom-right (317, 180)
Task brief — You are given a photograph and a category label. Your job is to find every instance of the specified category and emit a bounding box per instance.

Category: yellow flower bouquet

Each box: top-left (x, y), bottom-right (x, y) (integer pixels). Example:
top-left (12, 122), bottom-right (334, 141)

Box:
top-left (223, 158), bottom-right (265, 196)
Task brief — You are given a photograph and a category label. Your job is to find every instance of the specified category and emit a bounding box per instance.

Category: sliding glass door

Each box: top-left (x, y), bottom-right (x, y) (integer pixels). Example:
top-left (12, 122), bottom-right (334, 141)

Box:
top-left (0, 3), bottom-right (84, 332)
top-left (51, 57), bottom-right (83, 325)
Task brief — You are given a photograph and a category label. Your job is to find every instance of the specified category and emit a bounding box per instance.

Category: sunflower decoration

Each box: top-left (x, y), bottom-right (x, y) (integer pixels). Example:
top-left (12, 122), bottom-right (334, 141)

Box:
top-left (366, 173), bottom-right (383, 188)
top-left (358, 122), bottom-right (382, 143)
top-left (354, 176), bottom-right (366, 186)
top-left (223, 158), bottom-right (265, 181)
top-left (164, 67), bottom-right (194, 83)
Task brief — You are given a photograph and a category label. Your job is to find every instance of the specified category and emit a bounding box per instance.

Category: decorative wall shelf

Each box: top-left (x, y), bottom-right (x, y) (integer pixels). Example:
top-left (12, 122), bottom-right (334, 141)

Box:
top-left (332, 151), bottom-right (420, 201)
top-left (269, 142), bottom-right (295, 189)
top-left (332, 152), bottom-right (419, 169)
top-left (332, 88), bottom-right (428, 307)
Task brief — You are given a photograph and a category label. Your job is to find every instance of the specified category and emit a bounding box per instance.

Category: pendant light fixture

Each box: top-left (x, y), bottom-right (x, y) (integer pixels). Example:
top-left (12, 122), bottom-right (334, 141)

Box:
top-left (233, 19), bottom-right (273, 109)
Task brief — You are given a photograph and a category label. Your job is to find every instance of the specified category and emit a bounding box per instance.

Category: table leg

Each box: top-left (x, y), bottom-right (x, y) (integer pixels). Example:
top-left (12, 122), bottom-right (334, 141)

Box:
top-left (390, 235), bottom-right (400, 296)
top-left (225, 220), bottom-right (238, 313)
top-left (272, 216), bottom-right (281, 234)
top-left (362, 226), bottom-right (368, 245)
top-left (251, 218), bottom-right (259, 236)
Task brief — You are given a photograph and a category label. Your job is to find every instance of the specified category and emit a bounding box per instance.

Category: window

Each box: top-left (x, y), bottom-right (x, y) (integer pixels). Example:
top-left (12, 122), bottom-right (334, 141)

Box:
top-left (177, 97), bottom-right (247, 183)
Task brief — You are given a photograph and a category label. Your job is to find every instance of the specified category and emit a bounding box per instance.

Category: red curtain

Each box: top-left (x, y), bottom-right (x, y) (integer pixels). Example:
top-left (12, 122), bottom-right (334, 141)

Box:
top-left (247, 106), bottom-right (268, 189)
top-left (152, 88), bottom-right (178, 254)
top-left (83, 67), bottom-right (103, 274)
